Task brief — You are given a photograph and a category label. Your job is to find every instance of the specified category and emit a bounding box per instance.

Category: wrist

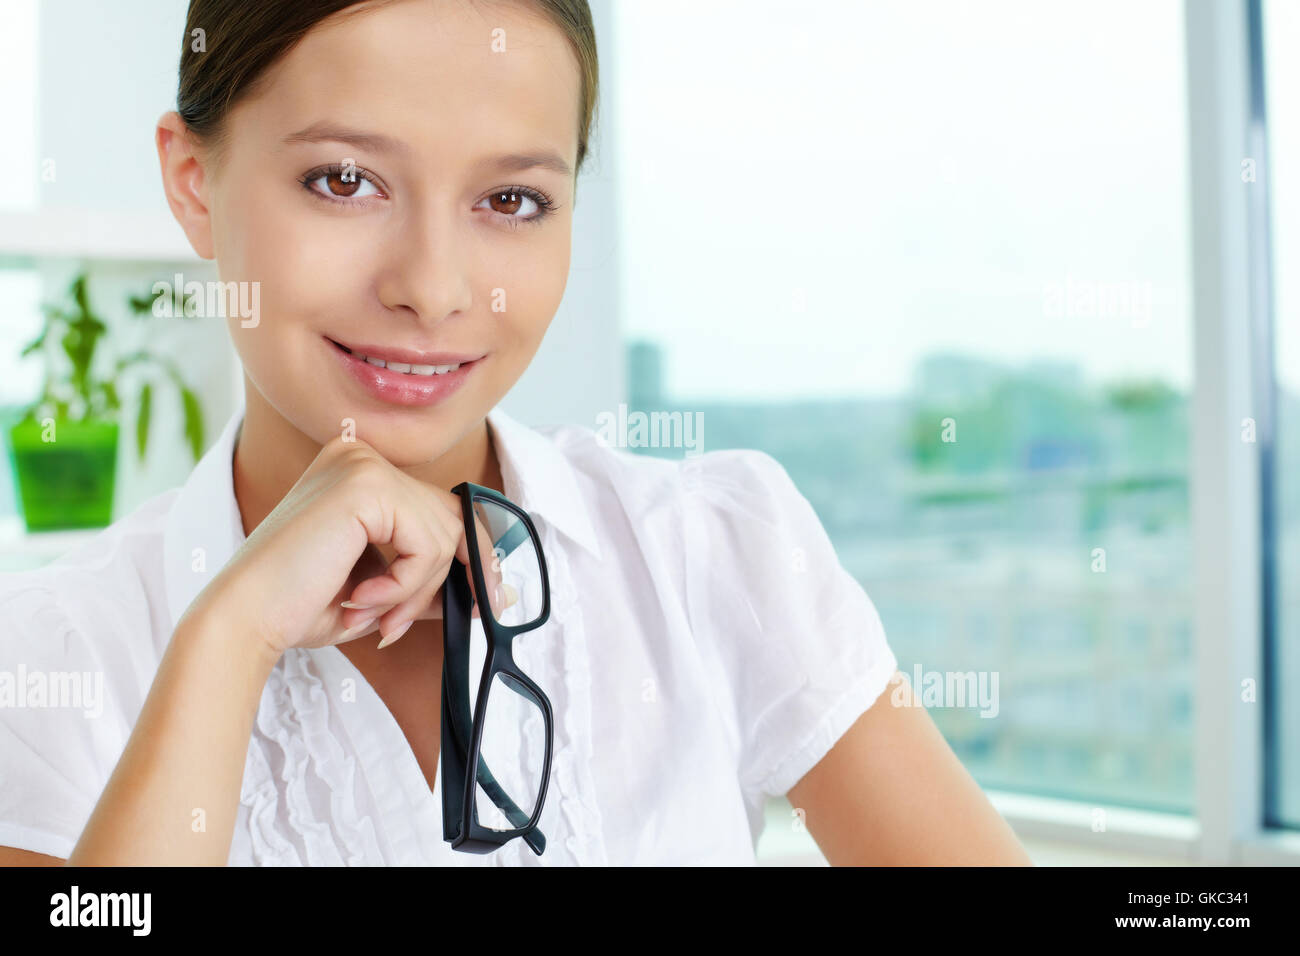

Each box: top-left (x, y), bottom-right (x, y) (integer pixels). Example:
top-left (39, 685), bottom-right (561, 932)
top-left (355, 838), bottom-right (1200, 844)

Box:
top-left (176, 578), bottom-right (284, 674)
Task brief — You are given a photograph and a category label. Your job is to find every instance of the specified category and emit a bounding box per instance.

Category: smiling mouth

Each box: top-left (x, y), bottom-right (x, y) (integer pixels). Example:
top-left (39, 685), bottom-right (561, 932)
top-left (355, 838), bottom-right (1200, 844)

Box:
top-left (326, 337), bottom-right (479, 377)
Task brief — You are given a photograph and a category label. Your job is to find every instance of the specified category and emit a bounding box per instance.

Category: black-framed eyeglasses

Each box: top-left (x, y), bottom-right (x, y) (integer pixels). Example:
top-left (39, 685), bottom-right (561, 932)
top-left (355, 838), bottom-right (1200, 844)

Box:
top-left (440, 481), bottom-right (553, 855)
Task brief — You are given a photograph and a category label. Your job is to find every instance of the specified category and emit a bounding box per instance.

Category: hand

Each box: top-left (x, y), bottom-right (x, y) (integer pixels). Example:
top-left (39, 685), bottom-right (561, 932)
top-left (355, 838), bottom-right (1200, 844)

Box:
top-left (198, 433), bottom-right (509, 656)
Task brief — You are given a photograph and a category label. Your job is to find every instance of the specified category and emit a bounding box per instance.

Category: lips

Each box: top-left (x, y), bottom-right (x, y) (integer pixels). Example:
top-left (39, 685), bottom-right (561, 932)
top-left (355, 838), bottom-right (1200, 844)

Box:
top-left (326, 335), bottom-right (482, 407)
top-left (326, 336), bottom-right (485, 367)
top-left (327, 335), bottom-right (486, 366)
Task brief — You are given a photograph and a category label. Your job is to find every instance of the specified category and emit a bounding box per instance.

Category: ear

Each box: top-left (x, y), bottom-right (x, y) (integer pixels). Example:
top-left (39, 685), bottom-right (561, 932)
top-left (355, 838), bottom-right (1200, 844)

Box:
top-left (155, 110), bottom-right (216, 260)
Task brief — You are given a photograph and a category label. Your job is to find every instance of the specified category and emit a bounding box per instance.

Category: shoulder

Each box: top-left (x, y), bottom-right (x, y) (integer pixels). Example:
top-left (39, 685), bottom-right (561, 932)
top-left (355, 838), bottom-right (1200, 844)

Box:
top-left (528, 419), bottom-right (692, 522)
top-left (0, 488), bottom-right (179, 683)
top-left (527, 420), bottom-right (812, 580)
top-left (535, 421), bottom-right (825, 615)
top-left (0, 492), bottom-right (182, 856)
top-left (666, 447), bottom-right (849, 622)
top-left (531, 419), bottom-right (789, 526)
top-left (0, 494), bottom-right (178, 853)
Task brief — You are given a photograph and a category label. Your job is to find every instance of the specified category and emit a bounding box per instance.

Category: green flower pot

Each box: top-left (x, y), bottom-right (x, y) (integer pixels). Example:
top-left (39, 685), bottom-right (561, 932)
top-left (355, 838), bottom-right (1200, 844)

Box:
top-left (5, 417), bottom-right (118, 531)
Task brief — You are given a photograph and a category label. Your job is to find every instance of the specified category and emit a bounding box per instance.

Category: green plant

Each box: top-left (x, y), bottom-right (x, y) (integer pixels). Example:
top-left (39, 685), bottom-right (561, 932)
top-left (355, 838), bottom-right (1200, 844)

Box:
top-left (17, 271), bottom-right (206, 462)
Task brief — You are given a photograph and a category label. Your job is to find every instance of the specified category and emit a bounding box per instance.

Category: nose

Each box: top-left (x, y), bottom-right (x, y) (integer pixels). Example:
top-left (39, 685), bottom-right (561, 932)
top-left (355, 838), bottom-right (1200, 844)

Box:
top-left (374, 204), bottom-right (474, 328)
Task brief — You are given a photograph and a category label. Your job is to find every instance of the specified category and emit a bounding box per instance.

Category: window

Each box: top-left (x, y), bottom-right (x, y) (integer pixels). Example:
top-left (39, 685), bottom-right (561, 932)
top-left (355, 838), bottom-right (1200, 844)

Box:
top-left (614, 0), bottom-right (1195, 813)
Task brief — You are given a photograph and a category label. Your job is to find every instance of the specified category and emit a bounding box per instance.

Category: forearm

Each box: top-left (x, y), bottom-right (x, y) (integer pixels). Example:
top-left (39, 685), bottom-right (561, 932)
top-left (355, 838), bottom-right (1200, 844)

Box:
top-left (66, 599), bottom-right (280, 866)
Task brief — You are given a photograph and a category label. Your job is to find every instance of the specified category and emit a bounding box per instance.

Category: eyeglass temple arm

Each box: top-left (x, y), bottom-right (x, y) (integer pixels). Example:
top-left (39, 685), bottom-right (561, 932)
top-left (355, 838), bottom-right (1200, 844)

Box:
top-left (441, 668), bottom-right (546, 855)
top-left (443, 644), bottom-right (545, 853)
top-left (443, 555), bottom-right (547, 856)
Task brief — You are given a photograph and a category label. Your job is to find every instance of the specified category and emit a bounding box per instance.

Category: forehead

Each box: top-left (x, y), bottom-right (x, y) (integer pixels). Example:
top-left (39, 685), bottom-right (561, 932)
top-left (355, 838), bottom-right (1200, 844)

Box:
top-left (246, 0), bottom-right (581, 166)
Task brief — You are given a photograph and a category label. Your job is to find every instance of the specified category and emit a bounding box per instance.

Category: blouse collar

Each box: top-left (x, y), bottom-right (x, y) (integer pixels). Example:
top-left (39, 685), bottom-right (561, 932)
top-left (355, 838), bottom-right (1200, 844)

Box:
top-left (162, 396), bottom-right (602, 633)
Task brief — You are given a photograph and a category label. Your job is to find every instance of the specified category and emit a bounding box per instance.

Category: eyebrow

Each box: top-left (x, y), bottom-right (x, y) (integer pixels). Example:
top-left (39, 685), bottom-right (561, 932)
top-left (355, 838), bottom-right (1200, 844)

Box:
top-left (282, 122), bottom-right (573, 177)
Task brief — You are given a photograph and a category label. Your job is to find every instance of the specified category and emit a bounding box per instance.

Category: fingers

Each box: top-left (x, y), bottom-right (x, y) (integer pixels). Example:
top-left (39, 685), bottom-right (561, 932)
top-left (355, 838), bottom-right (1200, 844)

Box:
top-left (423, 482), bottom-right (475, 568)
top-left (339, 532), bottom-right (449, 652)
top-left (340, 471), bottom-right (522, 650)
top-left (331, 607), bottom-right (387, 645)
top-left (368, 486), bottom-right (473, 647)
top-left (338, 553), bottom-right (515, 649)
top-left (375, 560), bottom-right (449, 647)
top-left (349, 496), bottom-right (454, 611)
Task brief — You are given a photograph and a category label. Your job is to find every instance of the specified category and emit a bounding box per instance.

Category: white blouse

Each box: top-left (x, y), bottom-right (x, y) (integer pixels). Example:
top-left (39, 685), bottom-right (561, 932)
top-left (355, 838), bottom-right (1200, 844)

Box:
top-left (0, 397), bottom-right (898, 865)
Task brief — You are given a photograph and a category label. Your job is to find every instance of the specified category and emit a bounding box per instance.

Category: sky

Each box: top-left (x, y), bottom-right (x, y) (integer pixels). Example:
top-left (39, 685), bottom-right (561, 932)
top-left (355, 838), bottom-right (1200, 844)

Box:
top-left (613, 0), bottom-right (1270, 402)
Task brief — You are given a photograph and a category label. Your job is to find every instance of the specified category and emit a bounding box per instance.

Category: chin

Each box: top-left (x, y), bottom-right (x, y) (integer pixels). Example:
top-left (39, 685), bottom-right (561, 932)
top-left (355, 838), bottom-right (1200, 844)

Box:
top-left (351, 413), bottom-right (468, 460)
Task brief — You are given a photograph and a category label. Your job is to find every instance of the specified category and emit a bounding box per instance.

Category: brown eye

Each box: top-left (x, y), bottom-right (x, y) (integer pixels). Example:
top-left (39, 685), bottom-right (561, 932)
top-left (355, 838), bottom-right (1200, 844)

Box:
top-left (478, 187), bottom-right (552, 223)
top-left (300, 165), bottom-right (383, 203)
top-left (326, 171), bottom-right (361, 197)
top-left (488, 190), bottom-right (526, 215)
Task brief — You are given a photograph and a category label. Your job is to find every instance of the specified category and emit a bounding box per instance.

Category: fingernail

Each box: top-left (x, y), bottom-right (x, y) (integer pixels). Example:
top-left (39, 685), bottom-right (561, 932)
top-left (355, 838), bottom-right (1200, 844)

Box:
top-left (340, 600), bottom-right (373, 609)
top-left (503, 581), bottom-right (518, 608)
top-left (377, 619), bottom-right (412, 649)
top-left (339, 611), bottom-right (381, 639)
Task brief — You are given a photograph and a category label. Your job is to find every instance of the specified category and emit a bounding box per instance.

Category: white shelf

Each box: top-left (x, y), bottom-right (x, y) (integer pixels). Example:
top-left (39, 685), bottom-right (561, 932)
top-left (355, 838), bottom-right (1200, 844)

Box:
top-left (0, 208), bottom-right (202, 262)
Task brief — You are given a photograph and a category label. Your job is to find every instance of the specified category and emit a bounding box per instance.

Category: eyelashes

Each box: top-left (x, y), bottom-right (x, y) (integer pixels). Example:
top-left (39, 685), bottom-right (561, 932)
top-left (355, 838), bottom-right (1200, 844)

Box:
top-left (482, 186), bottom-right (559, 225)
top-left (296, 163), bottom-right (560, 227)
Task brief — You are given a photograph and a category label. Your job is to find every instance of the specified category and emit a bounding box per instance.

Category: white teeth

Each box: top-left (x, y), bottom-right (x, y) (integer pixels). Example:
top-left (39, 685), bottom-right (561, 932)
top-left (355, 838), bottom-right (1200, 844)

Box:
top-left (353, 351), bottom-right (461, 375)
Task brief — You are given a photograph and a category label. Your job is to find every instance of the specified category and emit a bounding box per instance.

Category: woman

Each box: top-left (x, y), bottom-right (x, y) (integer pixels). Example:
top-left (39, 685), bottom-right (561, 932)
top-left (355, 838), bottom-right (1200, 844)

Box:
top-left (0, 0), bottom-right (1031, 865)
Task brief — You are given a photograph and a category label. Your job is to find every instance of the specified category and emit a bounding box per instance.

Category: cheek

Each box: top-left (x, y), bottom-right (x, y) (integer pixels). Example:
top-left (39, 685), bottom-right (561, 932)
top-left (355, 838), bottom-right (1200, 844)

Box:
top-left (234, 184), bottom-right (347, 312)
top-left (497, 232), bottom-right (570, 346)
top-left (216, 179), bottom-right (347, 417)
top-left (220, 183), bottom-right (349, 355)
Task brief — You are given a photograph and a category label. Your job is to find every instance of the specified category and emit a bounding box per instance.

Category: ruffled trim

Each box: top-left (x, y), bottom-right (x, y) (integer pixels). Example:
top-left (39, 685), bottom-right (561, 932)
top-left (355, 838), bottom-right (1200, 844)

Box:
top-left (488, 522), bottom-right (607, 866)
top-left (238, 649), bottom-right (385, 865)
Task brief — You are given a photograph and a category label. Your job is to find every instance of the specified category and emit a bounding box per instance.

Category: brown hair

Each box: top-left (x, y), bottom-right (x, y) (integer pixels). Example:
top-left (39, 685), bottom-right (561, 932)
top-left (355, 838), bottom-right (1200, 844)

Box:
top-left (177, 0), bottom-right (599, 175)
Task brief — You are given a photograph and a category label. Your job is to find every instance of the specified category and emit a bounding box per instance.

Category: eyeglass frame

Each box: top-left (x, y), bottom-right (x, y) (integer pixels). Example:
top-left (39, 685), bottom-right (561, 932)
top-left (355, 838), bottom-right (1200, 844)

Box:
top-left (439, 480), bottom-right (553, 855)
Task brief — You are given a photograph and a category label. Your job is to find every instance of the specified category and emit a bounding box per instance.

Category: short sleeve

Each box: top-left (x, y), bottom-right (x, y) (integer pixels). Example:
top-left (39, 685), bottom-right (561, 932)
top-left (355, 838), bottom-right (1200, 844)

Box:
top-left (0, 577), bottom-right (133, 859)
top-left (679, 449), bottom-right (899, 800)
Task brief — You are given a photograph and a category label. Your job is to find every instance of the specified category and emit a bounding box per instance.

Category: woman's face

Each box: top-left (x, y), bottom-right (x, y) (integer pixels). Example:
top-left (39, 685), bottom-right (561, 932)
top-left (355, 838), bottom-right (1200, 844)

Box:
top-left (173, 0), bottom-right (580, 466)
